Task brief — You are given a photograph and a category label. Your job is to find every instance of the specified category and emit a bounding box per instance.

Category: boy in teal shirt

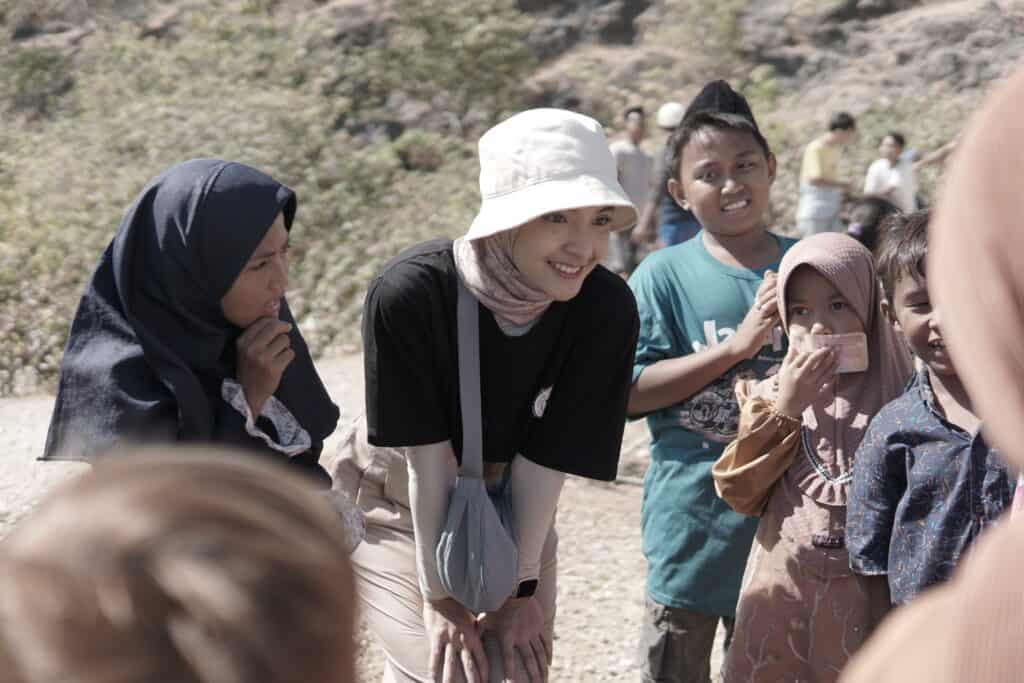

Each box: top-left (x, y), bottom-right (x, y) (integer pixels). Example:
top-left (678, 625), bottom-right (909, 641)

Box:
top-left (629, 81), bottom-right (796, 683)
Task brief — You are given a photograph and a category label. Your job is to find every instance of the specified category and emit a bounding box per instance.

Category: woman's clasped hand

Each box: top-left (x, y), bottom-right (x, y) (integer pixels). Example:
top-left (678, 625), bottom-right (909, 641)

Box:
top-left (425, 595), bottom-right (551, 683)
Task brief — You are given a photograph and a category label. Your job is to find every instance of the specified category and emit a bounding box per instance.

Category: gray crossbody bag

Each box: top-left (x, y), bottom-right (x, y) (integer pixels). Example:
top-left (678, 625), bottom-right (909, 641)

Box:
top-left (434, 275), bottom-right (520, 614)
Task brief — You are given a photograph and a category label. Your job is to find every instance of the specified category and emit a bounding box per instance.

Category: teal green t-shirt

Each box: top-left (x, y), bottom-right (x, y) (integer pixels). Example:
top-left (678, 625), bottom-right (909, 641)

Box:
top-left (629, 231), bottom-right (797, 617)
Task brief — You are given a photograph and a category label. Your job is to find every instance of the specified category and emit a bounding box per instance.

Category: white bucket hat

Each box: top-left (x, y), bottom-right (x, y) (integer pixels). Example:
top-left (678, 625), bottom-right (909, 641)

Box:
top-left (465, 108), bottom-right (638, 241)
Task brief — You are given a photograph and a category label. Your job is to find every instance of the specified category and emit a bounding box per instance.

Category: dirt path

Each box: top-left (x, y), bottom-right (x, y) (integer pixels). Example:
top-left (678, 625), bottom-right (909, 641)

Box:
top-left (0, 353), bottom-right (724, 681)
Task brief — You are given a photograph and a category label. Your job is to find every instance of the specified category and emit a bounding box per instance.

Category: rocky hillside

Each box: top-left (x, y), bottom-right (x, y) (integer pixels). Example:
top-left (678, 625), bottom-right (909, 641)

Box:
top-left (524, 0), bottom-right (1023, 218)
top-left (1, 0), bottom-right (1021, 395)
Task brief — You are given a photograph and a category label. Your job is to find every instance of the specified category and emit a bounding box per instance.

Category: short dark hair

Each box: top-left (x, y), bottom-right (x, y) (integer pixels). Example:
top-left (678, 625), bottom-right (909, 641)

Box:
top-left (885, 131), bottom-right (906, 148)
top-left (666, 111), bottom-right (772, 182)
top-left (829, 112), bottom-right (857, 131)
top-left (624, 105), bottom-right (645, 120)
top-left (847, 195), bottom-right (900, 252)
top-left (875, 210), bottom-right (930, 304)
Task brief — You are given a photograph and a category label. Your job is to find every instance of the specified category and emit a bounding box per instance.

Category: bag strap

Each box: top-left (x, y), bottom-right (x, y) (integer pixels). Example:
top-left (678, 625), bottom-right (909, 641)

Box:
top-left (456, 274), bottom-right (484, 479)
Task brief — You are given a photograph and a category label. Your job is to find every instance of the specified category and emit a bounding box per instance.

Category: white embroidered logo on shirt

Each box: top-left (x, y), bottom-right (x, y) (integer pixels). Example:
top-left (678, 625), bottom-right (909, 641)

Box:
top-left (691, 319), bottom-right (783, 353)
top-left (533, 386), bottom-right (553, 418)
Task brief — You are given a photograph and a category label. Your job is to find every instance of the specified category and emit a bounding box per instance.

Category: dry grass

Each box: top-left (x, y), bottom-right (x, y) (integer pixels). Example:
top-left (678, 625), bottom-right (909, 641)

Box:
top-left (2, 0), bottom-right (1019, 395)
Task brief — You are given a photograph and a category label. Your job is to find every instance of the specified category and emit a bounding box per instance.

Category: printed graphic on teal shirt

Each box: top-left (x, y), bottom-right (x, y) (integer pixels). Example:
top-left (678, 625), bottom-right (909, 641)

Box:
top-left (629, 233), bottom-right (796, 616)
top-left (674, 323), bottom-right (784, 443)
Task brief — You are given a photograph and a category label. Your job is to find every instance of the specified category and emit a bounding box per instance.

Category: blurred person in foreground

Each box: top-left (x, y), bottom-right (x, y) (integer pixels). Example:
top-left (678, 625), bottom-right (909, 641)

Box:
top-left (841, 65), bottom-right (1024, 682)
top-left (0, 449), bottom-right (357, 683)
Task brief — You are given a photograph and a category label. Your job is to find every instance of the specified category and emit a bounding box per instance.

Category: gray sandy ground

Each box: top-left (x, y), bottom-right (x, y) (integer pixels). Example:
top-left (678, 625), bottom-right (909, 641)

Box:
top-left (0, 353), bottom-right (723, 680)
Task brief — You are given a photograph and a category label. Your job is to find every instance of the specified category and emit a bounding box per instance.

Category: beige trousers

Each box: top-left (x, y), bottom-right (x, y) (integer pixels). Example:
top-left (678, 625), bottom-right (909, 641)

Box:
top-left (335, 425), bottom-right (558, 682)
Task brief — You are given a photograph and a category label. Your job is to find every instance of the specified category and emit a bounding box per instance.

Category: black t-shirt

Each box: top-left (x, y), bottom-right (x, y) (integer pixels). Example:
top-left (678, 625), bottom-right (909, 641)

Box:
top-left (363, 239), bottom-right (639, 481)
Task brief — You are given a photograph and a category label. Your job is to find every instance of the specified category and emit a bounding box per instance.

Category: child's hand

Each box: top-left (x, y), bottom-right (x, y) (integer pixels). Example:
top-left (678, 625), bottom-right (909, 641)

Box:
top-left (773, 341), bottom-right (839, 419)
top-left (729, 272), bottom-right (779, 360)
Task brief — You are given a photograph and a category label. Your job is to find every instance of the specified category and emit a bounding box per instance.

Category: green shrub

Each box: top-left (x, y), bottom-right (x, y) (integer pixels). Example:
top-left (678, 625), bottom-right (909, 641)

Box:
top-left (1, 47), bottom-right (73, 117)
top-left (387, 0), bottom-right (536, 126)
top-left (0, 0), bottom-right (536, 395)
top-left (392, 130), bottom-right (450, 172)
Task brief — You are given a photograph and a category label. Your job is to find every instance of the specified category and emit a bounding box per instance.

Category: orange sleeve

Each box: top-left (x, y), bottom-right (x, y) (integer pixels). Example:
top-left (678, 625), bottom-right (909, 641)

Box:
top-left (711, 381), bottom-right (802, 516)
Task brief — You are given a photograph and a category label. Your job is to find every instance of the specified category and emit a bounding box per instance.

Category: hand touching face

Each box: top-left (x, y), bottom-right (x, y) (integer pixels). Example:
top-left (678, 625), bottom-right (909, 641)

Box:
top-left (784, 266), bottom-right (864, 340)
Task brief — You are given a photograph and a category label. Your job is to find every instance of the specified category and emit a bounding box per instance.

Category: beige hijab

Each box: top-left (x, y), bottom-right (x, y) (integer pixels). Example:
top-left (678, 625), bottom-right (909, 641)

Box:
top-left (453, 232), bottom-right (553, 331)
top-left (773, 233), bottom-right (913, 505)
top-left (841, 67), bottom-right (1024, 682)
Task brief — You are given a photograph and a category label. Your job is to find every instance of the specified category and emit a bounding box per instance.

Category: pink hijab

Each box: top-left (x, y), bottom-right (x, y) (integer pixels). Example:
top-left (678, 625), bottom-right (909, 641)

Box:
top-left (842, 66), bottom-right (1024, 683)
top-left (453, 233), bottom-right (553, 331)
top-left (773, 233), bottom-right (913, 505)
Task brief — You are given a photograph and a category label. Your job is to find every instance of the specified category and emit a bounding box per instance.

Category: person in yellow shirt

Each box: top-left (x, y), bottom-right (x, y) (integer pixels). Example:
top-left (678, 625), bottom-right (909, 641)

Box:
top-left (796, 112), bottom-right (857, 236)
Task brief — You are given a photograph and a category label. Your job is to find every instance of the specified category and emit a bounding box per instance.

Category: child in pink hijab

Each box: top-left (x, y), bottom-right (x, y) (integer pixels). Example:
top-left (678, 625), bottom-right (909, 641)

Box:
top-left (713, 233), bottom-right (913, 682)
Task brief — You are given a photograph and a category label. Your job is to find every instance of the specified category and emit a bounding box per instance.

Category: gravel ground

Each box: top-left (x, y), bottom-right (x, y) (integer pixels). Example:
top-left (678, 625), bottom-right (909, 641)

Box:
top-left (0, 353), bottom-right (724, 681)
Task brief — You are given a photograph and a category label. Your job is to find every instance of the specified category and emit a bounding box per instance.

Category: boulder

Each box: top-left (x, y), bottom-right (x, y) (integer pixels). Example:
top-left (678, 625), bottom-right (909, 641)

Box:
top-left (517, 0), bottom-right (653, 60)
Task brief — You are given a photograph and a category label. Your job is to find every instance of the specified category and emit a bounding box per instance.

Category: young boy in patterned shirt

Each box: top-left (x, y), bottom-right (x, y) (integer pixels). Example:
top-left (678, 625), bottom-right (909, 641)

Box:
top-left (847, 211), bottom-right (1013, 605)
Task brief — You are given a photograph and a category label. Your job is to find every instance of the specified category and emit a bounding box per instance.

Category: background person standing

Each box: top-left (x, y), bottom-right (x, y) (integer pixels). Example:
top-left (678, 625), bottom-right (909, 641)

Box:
top-left (863, 132), bottom-right (918, 213)
top-left (795, 112), bottom-right (857, 236)
top-left (632, 101), bottom-right (703, 250)
top-left (606, 106), bottom-right (653, 276)
top-left (865, 132), bottom-right (960, 212)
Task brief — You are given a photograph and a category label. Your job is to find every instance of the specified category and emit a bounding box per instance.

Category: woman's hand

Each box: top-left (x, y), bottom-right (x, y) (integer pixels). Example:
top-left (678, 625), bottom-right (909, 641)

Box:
top-left (728, 271), bottom-right (780, 361)
top-left (425, 598), bottom-right (488, 683)
top-left (773, 341), bottom-right (838, 419)
top-left (236, 317), bottom-right (294, 416)
top-left (478, 596), bottom-right (550, 683)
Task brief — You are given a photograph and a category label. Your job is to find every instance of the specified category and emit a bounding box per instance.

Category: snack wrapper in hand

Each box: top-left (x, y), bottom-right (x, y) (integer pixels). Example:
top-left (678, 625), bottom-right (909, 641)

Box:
top-left (798, 332), bottom-right (869, 374)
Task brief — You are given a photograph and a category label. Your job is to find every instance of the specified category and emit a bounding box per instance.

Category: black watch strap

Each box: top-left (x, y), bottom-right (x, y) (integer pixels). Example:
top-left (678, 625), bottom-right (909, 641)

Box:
top-left (516, 579), bottom-right (539, 598)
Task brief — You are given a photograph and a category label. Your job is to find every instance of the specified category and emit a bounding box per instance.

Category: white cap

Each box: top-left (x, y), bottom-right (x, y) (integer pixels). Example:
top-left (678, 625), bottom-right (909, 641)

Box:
top-left (656, 101), bottom-right (685, 129)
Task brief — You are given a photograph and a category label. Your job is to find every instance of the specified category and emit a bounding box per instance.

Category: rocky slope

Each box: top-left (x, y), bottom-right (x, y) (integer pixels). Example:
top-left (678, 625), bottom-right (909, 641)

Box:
top-left (1, 0), bottom-right (1021, 394)
top-left (524, 0), bottom-right (1024, 219)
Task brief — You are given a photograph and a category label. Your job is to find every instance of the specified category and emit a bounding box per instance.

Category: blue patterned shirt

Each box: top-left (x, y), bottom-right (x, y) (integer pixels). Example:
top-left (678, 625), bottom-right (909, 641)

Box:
top-left (847, 370), bottom-right (1013, 605)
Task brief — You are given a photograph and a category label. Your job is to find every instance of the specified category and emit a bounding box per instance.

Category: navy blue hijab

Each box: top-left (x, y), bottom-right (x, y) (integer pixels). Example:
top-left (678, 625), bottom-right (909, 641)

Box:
top-left (43, 159), bottom-right (339, 461)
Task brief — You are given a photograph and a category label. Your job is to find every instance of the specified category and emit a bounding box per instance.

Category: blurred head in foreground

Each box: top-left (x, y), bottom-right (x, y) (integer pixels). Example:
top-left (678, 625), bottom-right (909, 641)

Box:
top-left (0, 449), bottom-right (355, 683)
top-left (841, 65), bottom-right (1024, 683)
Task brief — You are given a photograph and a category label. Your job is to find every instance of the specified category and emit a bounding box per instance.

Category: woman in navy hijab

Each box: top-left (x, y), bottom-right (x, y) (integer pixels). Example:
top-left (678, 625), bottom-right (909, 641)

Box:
top-left (43, 159), bottom-right (339, 485)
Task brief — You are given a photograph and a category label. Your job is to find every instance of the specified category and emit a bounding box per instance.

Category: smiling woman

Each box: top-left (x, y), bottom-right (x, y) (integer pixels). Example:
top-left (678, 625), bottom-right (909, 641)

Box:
top-left (42, 159), bottom-right (340, 486)
top-left (510, 206), bottom-right (617, 299)
top-left (341, 109), bottom-right (640, 682)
